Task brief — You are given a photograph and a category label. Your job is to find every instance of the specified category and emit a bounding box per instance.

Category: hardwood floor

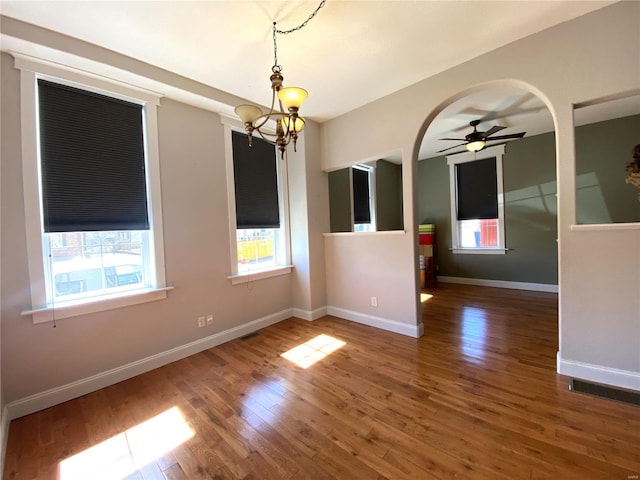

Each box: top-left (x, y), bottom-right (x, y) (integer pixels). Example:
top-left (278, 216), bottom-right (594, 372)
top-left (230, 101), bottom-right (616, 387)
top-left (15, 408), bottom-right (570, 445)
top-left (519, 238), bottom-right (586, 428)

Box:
top-left (4, 284), bottom-right (639, 479)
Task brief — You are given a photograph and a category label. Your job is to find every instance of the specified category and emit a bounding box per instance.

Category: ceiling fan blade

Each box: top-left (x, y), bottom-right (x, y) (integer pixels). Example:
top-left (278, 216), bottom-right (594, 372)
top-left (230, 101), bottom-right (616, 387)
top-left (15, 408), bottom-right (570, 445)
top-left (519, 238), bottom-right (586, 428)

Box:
top-left (437, 143), bottom-right (467, 153)
top-left (486, 132), bottom-right (526, 141)
top-left (439, 137), bottom-right (466, 141)
top-left (483, 125), bottom-right (506, 137)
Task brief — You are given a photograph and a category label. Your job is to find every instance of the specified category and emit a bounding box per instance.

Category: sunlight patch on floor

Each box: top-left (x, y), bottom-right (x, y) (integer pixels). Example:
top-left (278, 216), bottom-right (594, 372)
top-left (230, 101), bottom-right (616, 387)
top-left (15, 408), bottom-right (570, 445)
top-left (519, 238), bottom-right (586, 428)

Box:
top-left (59, 406), bottom-right (194, 479)
top-left (461, 306), bottom-right (487, 364)
top-left (281, 334), bottom-right (346, 369)
top-left (420, 292), bottom-right (434, 303)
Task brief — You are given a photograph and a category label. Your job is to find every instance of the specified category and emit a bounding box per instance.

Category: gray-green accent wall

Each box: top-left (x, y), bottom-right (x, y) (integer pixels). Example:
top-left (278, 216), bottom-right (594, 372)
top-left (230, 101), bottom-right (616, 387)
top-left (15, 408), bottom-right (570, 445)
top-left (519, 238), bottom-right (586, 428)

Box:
top-left (575, 114), bottom-right (640, 224)
top-left (328, 169), bottom-right (352, 232)
top-left (375, 160), bottom-right (403, 231)
top-left (419, 114), bottom-right (640, 284)
top-left (418, 130), bottom-right (559, 285)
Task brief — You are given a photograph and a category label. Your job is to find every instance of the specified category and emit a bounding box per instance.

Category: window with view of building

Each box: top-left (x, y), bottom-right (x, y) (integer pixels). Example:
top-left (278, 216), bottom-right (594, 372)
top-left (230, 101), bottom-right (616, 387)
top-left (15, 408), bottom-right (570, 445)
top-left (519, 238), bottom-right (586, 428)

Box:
top-left (447, 145), bottom-right (506, 254)
top-left (227, 130), bottom-right (290, 278)
top-left (47, 231), bottom-right (146, 300)
top-left (16, 55), bottom-right (167, 323)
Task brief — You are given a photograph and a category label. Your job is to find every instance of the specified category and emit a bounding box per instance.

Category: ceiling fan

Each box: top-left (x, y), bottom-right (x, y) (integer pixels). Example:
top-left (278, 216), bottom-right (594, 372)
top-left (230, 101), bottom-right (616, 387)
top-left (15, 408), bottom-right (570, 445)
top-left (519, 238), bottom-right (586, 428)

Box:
top-left (438, 120), bottom-right (526, 153)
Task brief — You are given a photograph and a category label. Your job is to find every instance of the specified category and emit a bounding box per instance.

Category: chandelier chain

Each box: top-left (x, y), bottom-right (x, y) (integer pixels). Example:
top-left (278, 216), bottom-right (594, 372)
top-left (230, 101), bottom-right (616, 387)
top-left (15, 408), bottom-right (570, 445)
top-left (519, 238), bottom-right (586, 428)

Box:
top-left (272, 0), bottom-right (326, 72)
top-left (276, 0), bottom-right (326, 35)
top-left (272, 23), bottom-right (281, 72)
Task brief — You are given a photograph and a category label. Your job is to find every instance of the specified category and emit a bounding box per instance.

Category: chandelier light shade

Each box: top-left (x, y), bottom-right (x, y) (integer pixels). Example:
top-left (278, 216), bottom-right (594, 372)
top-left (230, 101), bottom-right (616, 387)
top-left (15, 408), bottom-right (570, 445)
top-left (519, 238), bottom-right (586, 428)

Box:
top-left (235, 1), bottom-right (325, 158)
top-left (282, 115), bottom-right (305, 133)
top-left (235, 105), bottom-right (263, 125)
top-left (278, 87), bottom-right (308, 111)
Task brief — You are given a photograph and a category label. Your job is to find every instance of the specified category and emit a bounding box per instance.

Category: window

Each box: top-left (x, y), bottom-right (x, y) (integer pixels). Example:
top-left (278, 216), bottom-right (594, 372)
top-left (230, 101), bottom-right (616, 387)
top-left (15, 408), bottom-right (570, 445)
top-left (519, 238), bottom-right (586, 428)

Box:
top-left (222, 123), bottom-right (291, 283)
top-left (327, 164), bottom-right (377, 233)
top-left (16, 54), bottom-right (168, 323)
top-left (447, 145), bottom-right (506, 254)
top-left (47, 231), bottom-right (146, 301)
top-left (352, 165), bottom-right (376, 232)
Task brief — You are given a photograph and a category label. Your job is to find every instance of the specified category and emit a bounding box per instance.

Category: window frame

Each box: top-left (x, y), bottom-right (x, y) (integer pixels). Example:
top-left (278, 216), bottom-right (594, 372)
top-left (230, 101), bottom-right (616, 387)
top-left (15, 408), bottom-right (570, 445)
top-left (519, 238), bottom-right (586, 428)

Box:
top-left (221, 116), bottom-right (292, 285)
top-left (447, 144), bottom-right (506, 255)
top-left (352, 164), bottom-right (377, 233)
top-left (15, 53), bottom-right (170, 324)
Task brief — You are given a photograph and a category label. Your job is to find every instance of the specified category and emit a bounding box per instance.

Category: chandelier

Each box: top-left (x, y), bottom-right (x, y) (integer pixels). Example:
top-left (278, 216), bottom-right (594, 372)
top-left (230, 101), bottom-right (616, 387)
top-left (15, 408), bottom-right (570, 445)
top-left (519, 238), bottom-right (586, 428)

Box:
top-left (235, 1), bottom-right (326, 159)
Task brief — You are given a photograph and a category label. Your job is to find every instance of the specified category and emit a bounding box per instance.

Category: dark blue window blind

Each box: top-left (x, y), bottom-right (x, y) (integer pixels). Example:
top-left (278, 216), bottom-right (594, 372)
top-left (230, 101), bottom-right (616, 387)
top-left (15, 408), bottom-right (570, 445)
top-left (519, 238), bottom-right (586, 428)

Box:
top-left (231, 131), bottom-right (280, 229)
top-left (38, 79), bottom-right (149, 232)
top-left (353, 167), bottom-right (371, 224)
top-left (456, 157), bottom-right (498, 220)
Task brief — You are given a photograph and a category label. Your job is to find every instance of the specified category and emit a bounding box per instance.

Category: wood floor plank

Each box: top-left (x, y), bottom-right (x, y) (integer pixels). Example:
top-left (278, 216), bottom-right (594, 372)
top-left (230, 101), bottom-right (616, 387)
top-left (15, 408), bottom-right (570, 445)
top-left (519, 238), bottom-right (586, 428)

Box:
top-left (161, 463), bottom-right (189, 480)
top-left (4, 283), bottom-right (640, 479)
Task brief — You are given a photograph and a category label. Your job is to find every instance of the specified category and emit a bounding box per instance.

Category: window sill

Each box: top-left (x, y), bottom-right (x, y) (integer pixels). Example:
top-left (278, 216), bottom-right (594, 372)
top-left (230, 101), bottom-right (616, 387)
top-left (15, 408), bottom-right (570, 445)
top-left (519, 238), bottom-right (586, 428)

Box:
top-left (451, 248), bottom-right (508, 255)
top-left (570, 222), bottom-right (640, 231)
top-left (21, 286), bottom-right (174, 324)
top-left (228, 265), bottom-right (293, 285)
top-left (323, 230), bottom-right (406, 237)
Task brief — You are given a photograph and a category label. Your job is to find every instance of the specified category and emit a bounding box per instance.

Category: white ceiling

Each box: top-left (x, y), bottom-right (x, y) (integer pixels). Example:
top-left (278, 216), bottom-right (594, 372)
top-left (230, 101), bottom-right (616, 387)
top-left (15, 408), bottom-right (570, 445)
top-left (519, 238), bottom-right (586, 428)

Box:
top-left (1, 0), bottom-right (619, 158)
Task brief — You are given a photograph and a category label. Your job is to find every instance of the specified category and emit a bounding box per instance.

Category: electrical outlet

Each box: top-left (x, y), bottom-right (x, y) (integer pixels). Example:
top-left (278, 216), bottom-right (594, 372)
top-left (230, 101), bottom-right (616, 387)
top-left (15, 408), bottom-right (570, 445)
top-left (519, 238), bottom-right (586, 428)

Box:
top-left (206, 314), bottom-right (214, 326)
top-left (198, 316), bottom-right (205, 328)
top-left (371, 296), bottom-right (378, 307)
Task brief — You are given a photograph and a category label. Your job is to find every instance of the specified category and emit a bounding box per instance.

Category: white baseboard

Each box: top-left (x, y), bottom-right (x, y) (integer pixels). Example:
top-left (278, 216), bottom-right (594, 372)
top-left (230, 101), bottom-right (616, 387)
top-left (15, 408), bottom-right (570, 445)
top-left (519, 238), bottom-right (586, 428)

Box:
top-left (327, 306), bottom-right (423, 338)
top-left (557, 354), bottom-right (640, 391)
top-left (292, 306), bottom-right (327, 321)
top-left (438, 276), bottom-right (559, 293)
top-left (6, 308), bottom-right (294, 420)
top-left (1, 406), bottom-right (10, 477)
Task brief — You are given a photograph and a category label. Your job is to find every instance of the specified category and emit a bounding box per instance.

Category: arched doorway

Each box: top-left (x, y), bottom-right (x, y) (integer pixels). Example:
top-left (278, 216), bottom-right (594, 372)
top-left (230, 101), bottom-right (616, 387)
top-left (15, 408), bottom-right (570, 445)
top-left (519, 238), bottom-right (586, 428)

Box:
top-left (414, 81), bottom-right (559, 325)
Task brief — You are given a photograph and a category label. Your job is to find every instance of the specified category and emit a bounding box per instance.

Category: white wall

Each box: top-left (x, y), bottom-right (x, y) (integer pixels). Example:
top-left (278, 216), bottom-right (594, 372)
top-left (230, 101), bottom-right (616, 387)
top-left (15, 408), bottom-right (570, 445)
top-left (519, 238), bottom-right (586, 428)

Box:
top-left (325, 231), bottom-right (422, 338)
top-left (321, 2), bottom-right (640, 390)
top-left (0, 30), bottom-right (328, 420)
top-left (0, 47), bottom-right (5, 469)
top-left (288, 121), bottom-right (330, 320)
top-left (0, 60), bottom-right (299, 407)
top-left (1, 4), bottom-right (638, 432)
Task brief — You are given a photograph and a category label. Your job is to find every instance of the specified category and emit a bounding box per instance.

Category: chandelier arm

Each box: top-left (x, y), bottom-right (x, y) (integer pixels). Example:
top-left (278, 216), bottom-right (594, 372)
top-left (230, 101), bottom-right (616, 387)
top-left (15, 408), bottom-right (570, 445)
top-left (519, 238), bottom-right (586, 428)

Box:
top-left (253, 129), bottom-right (280, 144)
top-left (252, 88), bottom-right (281, 131)
top-left (257, 111), bottom-right (287, 121)
top-left (254, 111), bottom-right (287, 129)
top-left (253, 112), bottom-right (291, 137)
top-left (253, 124), bottom-right (292, 153)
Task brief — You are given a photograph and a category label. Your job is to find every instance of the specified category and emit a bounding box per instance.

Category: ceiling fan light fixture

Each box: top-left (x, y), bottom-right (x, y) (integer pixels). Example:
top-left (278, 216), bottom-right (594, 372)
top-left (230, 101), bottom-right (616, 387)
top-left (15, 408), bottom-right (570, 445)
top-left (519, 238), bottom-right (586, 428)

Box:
top-left (466, 140), bottom-right (486, 152)
top-left (438, 120), bottom-right (526, 154)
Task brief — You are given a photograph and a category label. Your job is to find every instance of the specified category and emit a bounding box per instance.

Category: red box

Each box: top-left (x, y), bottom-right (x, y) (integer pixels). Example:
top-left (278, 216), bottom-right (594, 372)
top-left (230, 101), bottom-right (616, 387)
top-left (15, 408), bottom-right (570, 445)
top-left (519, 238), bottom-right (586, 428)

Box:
top-left (419, 233), bottom-right (434, 245)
